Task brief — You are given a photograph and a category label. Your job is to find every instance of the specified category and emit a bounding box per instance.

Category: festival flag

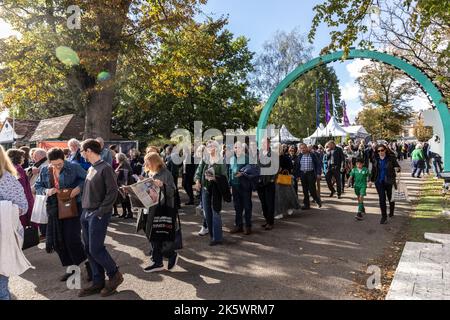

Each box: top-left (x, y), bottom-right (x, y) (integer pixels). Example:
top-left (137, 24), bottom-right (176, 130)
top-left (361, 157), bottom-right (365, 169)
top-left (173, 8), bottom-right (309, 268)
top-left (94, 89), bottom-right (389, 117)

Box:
top-left (332, 94), bottom-right (338, 118)
top-left (315, 88), bottom-right (320, 129)
top-left (325, 89), bottom-right (331, 124)
top-left (342, 101), bottom-right (351, 127)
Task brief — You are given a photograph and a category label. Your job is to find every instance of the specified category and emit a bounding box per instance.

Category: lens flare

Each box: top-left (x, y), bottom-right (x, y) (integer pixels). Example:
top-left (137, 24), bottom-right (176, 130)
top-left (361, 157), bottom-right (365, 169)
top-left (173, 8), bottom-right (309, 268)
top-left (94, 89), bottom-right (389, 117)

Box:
top-left (97, 71), bottom-right (111, 81)
top-left (55, 46), bottom-right (80, 66)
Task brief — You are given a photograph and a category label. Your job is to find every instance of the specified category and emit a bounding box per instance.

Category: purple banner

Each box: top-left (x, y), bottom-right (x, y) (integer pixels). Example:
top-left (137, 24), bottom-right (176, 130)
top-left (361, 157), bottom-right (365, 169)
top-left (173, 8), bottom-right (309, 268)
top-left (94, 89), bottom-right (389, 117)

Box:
top-left (325, 90), bottom-right (331, 124)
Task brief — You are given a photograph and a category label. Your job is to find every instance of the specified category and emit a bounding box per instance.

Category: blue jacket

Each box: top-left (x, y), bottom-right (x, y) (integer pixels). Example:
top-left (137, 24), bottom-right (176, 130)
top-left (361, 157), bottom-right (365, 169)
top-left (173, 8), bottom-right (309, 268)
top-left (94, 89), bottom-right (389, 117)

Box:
top-left (35, 161), bottom-right (87, 203)
top-left (68, 149), bottom-right (91, 171)
top-left (295, 153), bottom-right (322, 179)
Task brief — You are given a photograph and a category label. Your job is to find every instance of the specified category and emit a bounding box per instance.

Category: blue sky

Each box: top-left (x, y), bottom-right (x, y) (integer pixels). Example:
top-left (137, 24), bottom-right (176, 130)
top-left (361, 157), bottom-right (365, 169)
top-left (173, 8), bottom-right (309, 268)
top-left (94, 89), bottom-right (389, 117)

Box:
top-left (200, 0), bottom-right (430, 123)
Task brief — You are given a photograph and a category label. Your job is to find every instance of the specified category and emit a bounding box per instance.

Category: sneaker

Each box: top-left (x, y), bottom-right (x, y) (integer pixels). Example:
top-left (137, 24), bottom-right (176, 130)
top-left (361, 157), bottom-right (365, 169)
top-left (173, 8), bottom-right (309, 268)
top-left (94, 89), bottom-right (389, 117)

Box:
top-left (144, 263), bottom-right (164, 273)
top-left (229, 226), bottom-right (244, 234)
top-left (380, 217), bottom-right (388, 225)
top-left (198, 226), bottom-right (209, 236)
top-left (78, 283), bottom-right (104, 298)
top-left (287, 209), bottom-right (294, 216)
top-left (274, 214), bottom-right (284, 220)
top-left (168, 253), bottom-right (179, 271)
top-left (355, 212), bottom-right (364, 221)
top-left (100, 271), bottom-right (124, 297)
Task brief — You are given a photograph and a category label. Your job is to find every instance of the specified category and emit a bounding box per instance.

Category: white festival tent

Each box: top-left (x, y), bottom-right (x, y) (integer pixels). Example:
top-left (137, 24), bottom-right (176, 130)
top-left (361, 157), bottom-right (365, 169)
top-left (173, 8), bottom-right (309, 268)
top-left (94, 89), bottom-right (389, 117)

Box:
top-left (343, 125), bottom-right (370, 139)
top-left (272, 125), bottom-right (301, 144)
top-left (304, 117), bottom-right (350, 144)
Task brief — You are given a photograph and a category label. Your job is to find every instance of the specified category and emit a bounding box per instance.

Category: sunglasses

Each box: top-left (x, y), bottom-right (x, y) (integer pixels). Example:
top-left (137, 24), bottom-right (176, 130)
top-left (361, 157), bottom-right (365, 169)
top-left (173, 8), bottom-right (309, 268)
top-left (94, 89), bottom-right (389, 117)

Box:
top-left (377, 149), bottom-right (386, 153)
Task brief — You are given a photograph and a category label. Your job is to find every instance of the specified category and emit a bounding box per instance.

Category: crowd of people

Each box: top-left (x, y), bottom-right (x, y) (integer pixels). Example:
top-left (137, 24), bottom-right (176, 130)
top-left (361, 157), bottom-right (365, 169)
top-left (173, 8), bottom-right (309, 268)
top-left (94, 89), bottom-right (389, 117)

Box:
top-left (0, 135), bottom-right (444, 300)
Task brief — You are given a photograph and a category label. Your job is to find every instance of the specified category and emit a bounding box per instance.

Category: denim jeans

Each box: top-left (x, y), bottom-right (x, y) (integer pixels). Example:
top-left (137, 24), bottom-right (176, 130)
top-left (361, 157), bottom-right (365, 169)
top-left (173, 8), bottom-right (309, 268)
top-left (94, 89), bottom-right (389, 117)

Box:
top-left (412, 160), bottom-right (424, 177)
top-left (0, 275), bottom-right (10, 300)
top-left (433, 158), bottom-right (442, 177)
top-left (202, 189), bottom-right (223, 242)
top-left (81, 210), bottom-right (118, 286)
top-left (231, 185), bottom-right (253, 228)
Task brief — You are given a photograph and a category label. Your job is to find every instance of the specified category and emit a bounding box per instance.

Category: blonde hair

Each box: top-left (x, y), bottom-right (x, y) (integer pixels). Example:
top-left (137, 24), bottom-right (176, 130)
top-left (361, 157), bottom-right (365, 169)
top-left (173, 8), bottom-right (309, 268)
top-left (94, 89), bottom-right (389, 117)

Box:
top-left (0, 145), bottom-right (18, 178)
top-left (146, 145), bottom-right (160, 155)
top-left (144, 152), bottom-right (165, 173)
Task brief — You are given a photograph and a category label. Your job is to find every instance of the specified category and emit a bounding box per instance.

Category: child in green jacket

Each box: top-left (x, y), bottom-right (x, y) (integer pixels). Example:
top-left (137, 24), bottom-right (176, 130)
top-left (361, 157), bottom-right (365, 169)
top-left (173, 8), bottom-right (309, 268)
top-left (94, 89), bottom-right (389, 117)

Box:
top-left (348, 158), bottom-right (372, 221)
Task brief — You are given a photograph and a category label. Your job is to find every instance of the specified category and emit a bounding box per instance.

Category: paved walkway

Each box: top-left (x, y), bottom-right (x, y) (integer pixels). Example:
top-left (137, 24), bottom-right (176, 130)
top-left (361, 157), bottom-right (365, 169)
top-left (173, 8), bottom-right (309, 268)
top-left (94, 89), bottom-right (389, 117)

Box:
top-left (10, 160), bottom-right (422, 300)
top-left (386, 233), bottom-right (450, 300)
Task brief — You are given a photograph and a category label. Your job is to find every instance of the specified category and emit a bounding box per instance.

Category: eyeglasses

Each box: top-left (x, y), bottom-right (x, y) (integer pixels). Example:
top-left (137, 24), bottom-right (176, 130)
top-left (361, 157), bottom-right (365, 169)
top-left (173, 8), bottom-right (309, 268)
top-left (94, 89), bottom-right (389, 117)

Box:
top-left (51, 162), bottom-right (64, 168)
top-left (377, 149), bottom-right (386, 153)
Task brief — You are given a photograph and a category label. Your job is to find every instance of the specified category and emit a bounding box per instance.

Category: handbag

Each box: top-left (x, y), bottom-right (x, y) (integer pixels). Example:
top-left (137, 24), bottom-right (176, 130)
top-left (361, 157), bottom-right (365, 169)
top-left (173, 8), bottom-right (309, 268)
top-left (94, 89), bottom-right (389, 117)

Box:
top-left (393, 179), bottom-right (410, 202)
top-left (22, 226), bottom-right (40, 250)
top-left (31, 195), bottom-right (48, 224)
top-left (161, 214), bottom-right (183, 257)
top-left (48, 166), bottom-right (79, 220)
top-left (276, 170), bottom-right (293, 186)
top-left (57, 189), bottom-right (79, 220)
top-left (150, 186), bottom-right (177, 242)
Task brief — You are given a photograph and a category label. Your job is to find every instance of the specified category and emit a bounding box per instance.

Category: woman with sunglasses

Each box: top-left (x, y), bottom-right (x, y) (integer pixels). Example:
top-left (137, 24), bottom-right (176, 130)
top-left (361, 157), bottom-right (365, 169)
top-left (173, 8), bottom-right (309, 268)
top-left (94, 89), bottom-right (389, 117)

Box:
top-left (370, 144), bottom-right (401, 224)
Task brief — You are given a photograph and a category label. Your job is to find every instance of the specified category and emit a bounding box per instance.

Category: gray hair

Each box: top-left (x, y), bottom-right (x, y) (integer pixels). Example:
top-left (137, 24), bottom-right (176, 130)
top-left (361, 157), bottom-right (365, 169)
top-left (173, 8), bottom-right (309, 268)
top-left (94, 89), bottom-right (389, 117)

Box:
top-left (116, 152), bottom-right (128, 163)
top-left (68, 138), bottom-right (81, 148)
top-left (33, 148), bottom-right (47, 160)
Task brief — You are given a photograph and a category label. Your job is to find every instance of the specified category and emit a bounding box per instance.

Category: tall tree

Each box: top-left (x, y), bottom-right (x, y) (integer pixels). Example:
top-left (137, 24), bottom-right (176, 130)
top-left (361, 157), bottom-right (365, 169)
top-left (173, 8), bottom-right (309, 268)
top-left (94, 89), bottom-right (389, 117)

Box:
top-left (355, 62), bottom-right (416, 140)
top-left (252, 28), bottom-right (313, 99)
top-left (111, 21), bottom-right (259, 141)
top-left (0, 0), bottom-right (208, 139)
top-left (269, 65), bottom-right (342, 138)
top-left (308, 0), bottom-right (449, 103)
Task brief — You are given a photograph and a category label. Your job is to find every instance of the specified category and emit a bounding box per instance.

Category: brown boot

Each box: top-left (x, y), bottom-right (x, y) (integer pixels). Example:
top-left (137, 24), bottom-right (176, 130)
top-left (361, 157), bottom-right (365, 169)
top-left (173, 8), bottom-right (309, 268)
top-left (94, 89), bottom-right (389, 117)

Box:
top-left (100, 271), bottom-right (124, 297)
top-left (243, 226), bottom-right (252, 235)
top-left (229, 226), bottom-right (243, 234)
top-left (78, 283), bottom-right (104, 298)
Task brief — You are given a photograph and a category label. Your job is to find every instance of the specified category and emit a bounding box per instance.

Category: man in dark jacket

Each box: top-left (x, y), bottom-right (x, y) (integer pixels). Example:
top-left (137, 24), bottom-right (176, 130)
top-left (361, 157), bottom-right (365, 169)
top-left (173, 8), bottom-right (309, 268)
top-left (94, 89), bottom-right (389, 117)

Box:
top-left (295, 144), bottom-right (322, 210)
top-left (325, 141), bottom-right (345, 199)
top-left (182, 151), bottom-right (196, 205)
top-left (78, 139), bottom-right (123, 298)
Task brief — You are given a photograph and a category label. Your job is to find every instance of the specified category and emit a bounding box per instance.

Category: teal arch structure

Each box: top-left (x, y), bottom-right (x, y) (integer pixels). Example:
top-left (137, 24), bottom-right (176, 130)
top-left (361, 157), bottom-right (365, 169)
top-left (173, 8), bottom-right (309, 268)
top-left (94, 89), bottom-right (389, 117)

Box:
top-left (257, 49), bottom-right (450, 172)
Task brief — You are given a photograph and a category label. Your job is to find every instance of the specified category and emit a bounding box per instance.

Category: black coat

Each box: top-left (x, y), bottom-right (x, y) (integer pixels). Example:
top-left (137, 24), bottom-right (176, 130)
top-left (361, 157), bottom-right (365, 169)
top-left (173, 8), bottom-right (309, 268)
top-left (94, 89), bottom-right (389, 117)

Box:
top-left (210, 175), bottom-right (231, 212)
top-left (370, 155), bottom-right (401, 186)
top-left (325, 146), bottom-right (345, 169)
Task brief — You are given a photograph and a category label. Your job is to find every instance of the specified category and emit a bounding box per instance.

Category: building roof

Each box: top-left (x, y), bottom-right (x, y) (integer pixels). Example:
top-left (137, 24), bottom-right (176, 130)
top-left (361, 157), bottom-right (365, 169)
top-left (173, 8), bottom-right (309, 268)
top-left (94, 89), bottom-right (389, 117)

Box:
top-left (29, 114), bottom-right (124, 142)
top-left (3, 118), bottom-right (40, 141)
top-left (30, 114), bottom-right (85, 142)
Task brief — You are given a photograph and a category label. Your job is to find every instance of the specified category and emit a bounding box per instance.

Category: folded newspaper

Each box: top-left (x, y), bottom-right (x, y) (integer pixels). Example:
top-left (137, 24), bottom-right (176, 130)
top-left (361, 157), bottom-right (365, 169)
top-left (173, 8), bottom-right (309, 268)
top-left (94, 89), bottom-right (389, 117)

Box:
top-left (119, 178), bottom-right (163, 209)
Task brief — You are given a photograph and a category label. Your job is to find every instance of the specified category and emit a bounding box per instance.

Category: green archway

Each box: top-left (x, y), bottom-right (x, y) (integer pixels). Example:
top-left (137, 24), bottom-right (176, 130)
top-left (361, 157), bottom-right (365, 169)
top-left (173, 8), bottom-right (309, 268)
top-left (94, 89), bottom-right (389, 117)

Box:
top-left (257, 49), bottom-right (450, 172)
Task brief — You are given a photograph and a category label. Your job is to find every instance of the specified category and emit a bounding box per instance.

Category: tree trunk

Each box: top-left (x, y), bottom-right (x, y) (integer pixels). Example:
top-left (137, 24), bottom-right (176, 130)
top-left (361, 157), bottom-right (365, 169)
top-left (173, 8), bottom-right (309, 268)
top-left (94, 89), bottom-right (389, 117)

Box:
top-left (82, 0), bottom-right (132, 140)
top-left (84, 84), bottom-right (115, 140)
